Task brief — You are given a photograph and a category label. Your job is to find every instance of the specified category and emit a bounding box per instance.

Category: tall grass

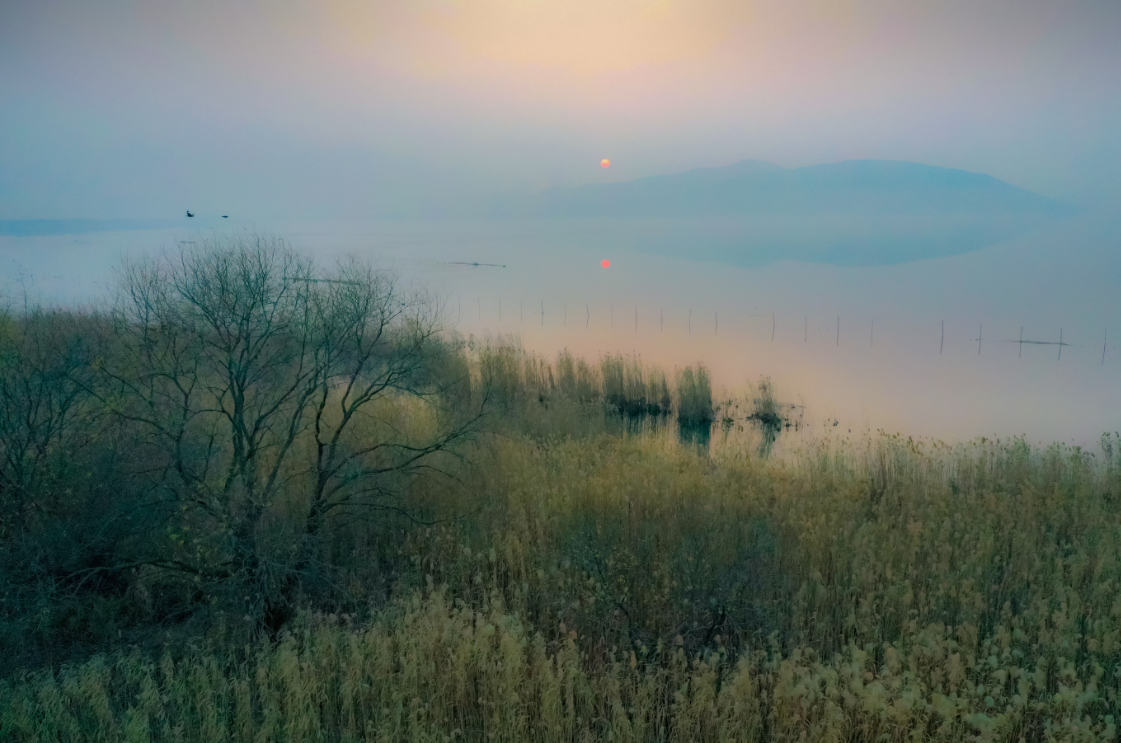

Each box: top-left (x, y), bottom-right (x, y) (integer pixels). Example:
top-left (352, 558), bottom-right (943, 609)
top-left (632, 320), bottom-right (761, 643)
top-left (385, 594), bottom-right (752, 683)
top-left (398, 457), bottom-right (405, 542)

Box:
top-left (5, 423), bottom-right (1120, 741)
top-left (467, 338), bottom-right (711, 442)
top-left (674, 365), bottom-right (714, 428)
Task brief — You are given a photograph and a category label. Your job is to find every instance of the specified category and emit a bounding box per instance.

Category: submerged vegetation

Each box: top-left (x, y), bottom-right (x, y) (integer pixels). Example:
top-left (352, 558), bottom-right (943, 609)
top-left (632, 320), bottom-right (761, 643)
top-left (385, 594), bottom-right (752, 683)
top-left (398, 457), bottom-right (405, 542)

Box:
top-left (2, 238), bottom-right (1120, 741)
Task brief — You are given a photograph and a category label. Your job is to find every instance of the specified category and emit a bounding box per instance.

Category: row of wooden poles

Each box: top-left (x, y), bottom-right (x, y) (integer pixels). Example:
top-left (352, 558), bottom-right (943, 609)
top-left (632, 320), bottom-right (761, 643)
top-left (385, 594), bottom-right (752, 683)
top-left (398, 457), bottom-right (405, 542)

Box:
top-left (458, 298), bottom-right (1111, 364)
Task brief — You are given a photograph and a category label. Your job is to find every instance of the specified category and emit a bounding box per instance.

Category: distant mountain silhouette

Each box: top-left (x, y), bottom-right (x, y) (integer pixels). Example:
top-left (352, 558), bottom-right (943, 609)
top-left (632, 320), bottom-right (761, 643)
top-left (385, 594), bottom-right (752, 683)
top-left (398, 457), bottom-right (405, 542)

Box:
top-left (490, 160), bottom-right (1075, 218)
top-left (487, 160), bottom-right (1078, 267)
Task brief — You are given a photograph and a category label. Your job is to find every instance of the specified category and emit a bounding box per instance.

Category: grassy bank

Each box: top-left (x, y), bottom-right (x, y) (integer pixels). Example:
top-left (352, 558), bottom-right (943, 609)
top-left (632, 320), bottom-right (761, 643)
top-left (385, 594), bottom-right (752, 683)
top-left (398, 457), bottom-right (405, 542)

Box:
top-left (4, 427), bottom-right (1120, 741)
top-left (3, 239), bottom-right (1119, 741)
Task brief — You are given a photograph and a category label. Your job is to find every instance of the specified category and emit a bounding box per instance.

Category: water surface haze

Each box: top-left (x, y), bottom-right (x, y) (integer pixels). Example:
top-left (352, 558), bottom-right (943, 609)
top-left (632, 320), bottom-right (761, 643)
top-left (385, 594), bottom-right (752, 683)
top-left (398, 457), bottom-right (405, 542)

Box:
top-left (3, 192), bottom-right (1117, 449)
top-left (3, 0), bottom-right (1119, 450)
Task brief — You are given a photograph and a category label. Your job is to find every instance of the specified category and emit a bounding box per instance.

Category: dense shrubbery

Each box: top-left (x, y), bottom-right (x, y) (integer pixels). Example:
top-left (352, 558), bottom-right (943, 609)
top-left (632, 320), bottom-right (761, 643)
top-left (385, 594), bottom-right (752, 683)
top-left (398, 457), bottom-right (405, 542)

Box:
top-left (0, 237), bottom-right (490, 671)
top-left (3, 239), bottom-right (1120, 741)
top-left (0, 239), bottom-right (736, 675)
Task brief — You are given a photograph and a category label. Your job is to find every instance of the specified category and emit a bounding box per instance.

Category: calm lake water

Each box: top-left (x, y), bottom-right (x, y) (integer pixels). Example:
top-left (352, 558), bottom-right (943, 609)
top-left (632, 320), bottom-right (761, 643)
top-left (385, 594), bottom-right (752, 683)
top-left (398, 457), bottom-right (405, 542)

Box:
top-left (3, 212), bottom-right (1119, 449)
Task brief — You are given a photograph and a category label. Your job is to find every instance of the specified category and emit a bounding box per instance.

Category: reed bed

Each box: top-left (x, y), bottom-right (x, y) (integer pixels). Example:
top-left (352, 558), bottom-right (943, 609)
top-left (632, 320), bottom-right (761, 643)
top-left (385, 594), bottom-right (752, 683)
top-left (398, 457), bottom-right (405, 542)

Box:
top-left (4, 424), bottom-right (1120, 742)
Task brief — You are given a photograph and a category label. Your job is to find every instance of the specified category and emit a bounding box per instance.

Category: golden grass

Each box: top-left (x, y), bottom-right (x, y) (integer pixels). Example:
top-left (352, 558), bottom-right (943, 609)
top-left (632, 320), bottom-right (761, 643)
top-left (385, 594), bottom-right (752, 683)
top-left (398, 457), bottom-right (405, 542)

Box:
top-left (4, 424), bottom-right (1120, 741)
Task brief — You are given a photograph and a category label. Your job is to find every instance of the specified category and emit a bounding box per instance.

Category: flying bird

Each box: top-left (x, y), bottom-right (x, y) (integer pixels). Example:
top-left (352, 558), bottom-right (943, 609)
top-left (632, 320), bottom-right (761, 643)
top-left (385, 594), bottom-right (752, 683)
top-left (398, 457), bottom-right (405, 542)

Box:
top-left (221, 215), bottom-right (228, 218)
top-left (186, 210), bottom-right (195, 217)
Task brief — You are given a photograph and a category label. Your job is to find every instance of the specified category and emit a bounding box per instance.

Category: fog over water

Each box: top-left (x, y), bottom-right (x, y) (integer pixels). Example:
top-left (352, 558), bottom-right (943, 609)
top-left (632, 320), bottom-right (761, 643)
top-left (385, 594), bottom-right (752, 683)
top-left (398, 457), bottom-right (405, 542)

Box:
top-left (4, 209), bottom-right (1118, 449)
top-left (4, 1), bottom-right (1119, 450)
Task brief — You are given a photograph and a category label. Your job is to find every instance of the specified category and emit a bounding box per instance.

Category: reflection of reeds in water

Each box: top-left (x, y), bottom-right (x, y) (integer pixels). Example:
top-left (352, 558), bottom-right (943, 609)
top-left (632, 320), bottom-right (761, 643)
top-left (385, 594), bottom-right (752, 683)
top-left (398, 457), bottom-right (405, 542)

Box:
top-left (468, 338), bottom-right (805, 455)
top-left (469, 339), bottom-right (683, 419)
top-left (749, 379), bottom-right (782, 454)
top-left (602, 355), bottom-right (670, 418)
top-left (712, 379), bottom-right (806, 457)
top-left (675, 365), bottom-right (713, 426)
top-left (676, 365), bottom-right (714, 449)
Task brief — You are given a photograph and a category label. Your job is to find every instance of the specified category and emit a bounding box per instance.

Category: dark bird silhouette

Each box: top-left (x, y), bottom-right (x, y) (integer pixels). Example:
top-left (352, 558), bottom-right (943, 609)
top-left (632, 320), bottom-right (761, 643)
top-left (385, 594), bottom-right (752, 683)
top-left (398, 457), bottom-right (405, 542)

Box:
top-left (221, 215), bottom-right (228, 218)
top-left (186, 210), bottom-right (195, 217)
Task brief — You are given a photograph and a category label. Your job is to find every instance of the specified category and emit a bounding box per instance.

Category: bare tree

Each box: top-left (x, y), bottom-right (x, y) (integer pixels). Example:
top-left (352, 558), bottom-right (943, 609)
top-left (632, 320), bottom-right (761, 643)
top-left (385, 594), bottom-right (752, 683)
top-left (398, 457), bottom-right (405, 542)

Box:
top-left (0, 306), bottom-right (98, 537)
top-left (0, 302), bottom-right (155, 671)
top-left (92, 236), bottom-right (483, 635)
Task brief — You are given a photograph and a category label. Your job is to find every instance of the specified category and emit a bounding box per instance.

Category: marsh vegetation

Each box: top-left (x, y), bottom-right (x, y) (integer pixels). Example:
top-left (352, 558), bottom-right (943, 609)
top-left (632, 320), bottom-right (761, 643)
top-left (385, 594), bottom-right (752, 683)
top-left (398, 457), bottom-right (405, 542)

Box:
top-left (1, 238), bottom-right (1118, 741)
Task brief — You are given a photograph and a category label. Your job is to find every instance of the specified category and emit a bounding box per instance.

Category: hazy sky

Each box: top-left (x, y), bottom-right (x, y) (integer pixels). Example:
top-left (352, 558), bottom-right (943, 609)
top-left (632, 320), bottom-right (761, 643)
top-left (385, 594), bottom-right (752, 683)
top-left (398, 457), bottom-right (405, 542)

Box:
top-left (2, 0), bottom-right (1119, 219)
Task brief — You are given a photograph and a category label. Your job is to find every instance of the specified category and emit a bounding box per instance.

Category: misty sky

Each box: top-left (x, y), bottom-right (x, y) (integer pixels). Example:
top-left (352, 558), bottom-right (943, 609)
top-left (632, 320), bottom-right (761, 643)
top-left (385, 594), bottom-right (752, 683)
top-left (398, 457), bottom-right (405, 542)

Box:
top-left (3, 0), bottom-right (1120, 220)
top-left (2, 2), bottom-right (1120, 446)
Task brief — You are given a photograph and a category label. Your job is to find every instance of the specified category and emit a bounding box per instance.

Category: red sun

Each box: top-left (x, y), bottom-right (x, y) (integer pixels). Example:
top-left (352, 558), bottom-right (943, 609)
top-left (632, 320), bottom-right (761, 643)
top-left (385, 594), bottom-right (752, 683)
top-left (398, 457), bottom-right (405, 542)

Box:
top-left (600, 159), bottom-right (610, 168)
top-left (601, 259), bottom-right (611, 268)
